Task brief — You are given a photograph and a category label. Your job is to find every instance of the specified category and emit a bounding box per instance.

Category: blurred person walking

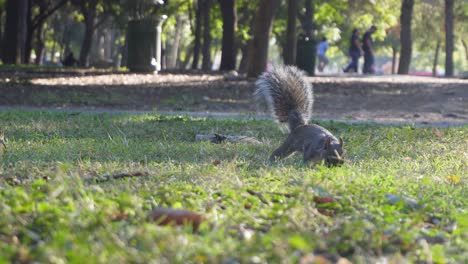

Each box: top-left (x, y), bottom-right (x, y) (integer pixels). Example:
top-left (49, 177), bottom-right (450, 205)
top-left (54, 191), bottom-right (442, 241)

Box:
top-left (343, 29), bottom-right (363, 73)
top-left (362, 25), bottom-right (377, 74)
top-left (316, 37), bottom-right (329, 72)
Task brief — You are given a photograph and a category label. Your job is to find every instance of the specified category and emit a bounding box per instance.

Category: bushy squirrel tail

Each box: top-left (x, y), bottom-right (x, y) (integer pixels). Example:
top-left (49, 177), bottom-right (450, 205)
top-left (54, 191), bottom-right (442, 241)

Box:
top-left (255, 65), bottom-right (313, 131)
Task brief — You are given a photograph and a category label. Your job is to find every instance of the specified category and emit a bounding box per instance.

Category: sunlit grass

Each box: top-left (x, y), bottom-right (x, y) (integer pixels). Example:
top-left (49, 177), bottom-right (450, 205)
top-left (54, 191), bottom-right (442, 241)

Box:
top-left (0, 110), bottom-right (466, 263)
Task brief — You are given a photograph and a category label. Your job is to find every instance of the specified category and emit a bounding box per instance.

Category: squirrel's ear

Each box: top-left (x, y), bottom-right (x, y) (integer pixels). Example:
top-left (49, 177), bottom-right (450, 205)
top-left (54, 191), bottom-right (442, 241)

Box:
top-left (324, 137), bottom-right (332, 149)
top-left (339, 137), bottom-right (344, 147)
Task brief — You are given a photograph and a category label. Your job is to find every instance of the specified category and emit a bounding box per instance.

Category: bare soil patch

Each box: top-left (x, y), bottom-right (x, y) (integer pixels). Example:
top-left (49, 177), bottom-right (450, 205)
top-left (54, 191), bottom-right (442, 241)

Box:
top-left (0, 71), bottom-right (466, 125)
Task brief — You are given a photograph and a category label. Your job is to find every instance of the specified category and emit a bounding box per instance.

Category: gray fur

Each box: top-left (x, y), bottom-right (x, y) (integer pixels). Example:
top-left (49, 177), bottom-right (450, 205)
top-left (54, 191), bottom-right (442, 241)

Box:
top-left (255, 66), bottom-right (313, 131)
top-left (254, 66), bottom-right (344, 167)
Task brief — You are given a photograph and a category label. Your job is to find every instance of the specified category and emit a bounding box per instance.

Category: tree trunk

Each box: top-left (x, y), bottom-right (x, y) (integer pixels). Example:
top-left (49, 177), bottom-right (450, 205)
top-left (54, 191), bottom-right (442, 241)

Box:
top-left (201, 0), bottom-right (213, 71)
top-left (34, 24), bottom-right (45, 65)
top-left (79, 7), bottom-right (97, 67)
top-left (444, 0), bottom-right (454, 77)
top-left (167, 16), bottom-right (184, 69)
top-left (0, 8), bottom-right (3, 59)
top-left (432, 39), bottom-right (441, 76)
top-left (218, 0), bottom-right (237, 71)
top-left (397, 0), bottom-right (414, 75)
top-left (461, 40), bottom-right (468, 61)
top-left (2, 0), bottom-right (28, 64)
top-left (238, 39), bottom-right (251, 74)
top-left (18, 0), bottom-right (28, 63)
top-left (246, 0), bottom-right (281, 77)
top-left (391, 46), bottom-right (398, 74)
top-left (24, 0), bottom-right (32, 64)
top-left (191, 0), bottom-right (202, 69)
top-left (50, 39), bottom-right (56, 63)
top-left (237, 3), bottom-right (255, 73)
top-left (181, 46), bottom-right (193, 69)
top-left (284, 0), bottom-right (298, 65)
top-left (77, 0), bottom-right (98, 67)
top-left (303, 0), bottom-right (314, 36)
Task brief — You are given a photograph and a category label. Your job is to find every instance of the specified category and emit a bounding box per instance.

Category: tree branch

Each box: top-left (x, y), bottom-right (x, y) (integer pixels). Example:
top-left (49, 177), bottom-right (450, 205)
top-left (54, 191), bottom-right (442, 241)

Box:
top-left (32, 0), bottom-right (68, 30)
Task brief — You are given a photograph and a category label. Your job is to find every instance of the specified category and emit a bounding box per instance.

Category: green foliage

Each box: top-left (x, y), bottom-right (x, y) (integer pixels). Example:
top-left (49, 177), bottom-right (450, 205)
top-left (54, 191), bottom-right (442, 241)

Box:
top-left (0, 110), bottom-right (466, 262)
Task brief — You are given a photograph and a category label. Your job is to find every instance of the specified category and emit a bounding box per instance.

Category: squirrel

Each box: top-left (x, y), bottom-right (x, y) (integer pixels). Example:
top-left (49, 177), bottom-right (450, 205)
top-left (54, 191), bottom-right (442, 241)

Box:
top-left (255, 65), bottom-right (345, 167)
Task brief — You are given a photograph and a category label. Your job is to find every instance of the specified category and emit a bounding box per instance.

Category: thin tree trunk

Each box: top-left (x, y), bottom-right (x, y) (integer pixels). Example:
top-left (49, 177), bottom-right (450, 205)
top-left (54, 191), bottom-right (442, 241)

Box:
top-left (167, 16), bottom-right (183, 69)
top-left (0, 8), bottom-right (3, 59)
top-left (461, 40), bottom-right (468, 61)
top-left (444, 0), bottom-right (454, 77)
top-left (78, 0), bottom-right (98, 67)
top-left (34, 24), bottom-right (45, 65)
top-left (391, 46), bottom-right (397, 74)
top-left (18, 0), bottom-right (28, 63)
top-left (191, 0), bottom-right (202, 69)
top-left (24, 0), bottom-right (32, 64)
top-left (246, 0), bottom-right (281, 77)
top-left (432, 39), bottom-right (441, 76)
top-left (218, 0), bottom-right (237, 71)
top-left (201, 0), bottom-right (213, 71)
top-left (79, 9), bottom-right (96, 67)
top-left (181, 45), bottom-right (194, 69)
top-left (50, 39), bottom-right (56, 63)
top-left (237, 3), bottom-right (255, 73)
top-left (238, 39), bottom-right (251, 74)
top-left (284, 0), bottom-right (298, 65)
top-left (397, 0), bottom-right (414, 75)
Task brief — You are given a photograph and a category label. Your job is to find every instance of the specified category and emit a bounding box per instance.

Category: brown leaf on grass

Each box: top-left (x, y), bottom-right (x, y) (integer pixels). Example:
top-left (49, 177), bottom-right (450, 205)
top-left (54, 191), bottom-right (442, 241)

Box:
top-left (313, 196), bottom-right (335, 204)
top-left (317, 208), bottom-right (334, 217)
top-left (147, 208), bottom-right (205, 231)
top-left (336, 257), bottom-right (353, 264)
top-left (212, 160), bottom-right (221, 166)
top-left (110, 211), bottom-right (129, 222)
top-left (432, 128), bottom-right (444, 140)
top-left (299, 254), bottom-right (332, 264)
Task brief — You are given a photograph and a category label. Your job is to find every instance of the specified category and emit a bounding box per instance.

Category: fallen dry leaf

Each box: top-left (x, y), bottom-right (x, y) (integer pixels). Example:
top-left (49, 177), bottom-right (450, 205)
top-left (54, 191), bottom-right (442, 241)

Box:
top-left (317, 208), bottom-right (334, 217)
top-left (432, 128), bottom-right (444, 140)
top-left (299, 254), bottom-right (333, 264)
top-left (336, 257), bottom-right (353, 264)
top-left (110, 211), bottom-right (129, 222)
top-left (313, 196), bottom-right (335, 204)
top-left (147, 207), bottom-right (205, 231)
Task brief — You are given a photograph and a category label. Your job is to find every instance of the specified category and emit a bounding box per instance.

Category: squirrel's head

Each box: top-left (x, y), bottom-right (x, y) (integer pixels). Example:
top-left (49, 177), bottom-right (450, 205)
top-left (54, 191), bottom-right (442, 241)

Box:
top-left (323, 137), bottom-right (344, 167)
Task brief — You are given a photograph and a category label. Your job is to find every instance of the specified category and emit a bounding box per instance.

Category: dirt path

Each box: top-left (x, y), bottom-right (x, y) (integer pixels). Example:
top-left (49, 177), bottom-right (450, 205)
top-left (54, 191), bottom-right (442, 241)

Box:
top-left (0, 72), bottom-right (466, 126)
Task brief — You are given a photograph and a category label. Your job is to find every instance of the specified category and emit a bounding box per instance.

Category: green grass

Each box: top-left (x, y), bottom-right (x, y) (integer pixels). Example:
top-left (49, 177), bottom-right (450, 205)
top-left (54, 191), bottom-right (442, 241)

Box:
top-left (0, 110), bottom-right (466, 263)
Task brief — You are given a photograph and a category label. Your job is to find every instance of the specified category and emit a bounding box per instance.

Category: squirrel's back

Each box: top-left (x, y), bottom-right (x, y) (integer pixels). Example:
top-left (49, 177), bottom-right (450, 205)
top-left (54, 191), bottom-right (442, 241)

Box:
top-left (255, 66), bottom-right (313, 131)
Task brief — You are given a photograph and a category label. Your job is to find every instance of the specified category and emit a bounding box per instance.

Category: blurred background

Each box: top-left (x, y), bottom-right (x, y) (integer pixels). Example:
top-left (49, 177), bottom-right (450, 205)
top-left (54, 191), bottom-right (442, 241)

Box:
top-left (0, 0), bottom-right (466, 76)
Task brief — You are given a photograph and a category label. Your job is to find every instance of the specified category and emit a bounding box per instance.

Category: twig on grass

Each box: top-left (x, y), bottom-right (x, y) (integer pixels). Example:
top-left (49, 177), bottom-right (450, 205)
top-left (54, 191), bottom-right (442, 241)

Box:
top-left (246, 189), bottom-right (271, 205)
top-left (86, 171), bottom-right (149, 183)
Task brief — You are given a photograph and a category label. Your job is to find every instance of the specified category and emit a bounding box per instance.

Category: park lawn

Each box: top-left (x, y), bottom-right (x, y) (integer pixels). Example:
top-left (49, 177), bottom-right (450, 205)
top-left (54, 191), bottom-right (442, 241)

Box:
top-left (0, 110), bottom-right (466, 263)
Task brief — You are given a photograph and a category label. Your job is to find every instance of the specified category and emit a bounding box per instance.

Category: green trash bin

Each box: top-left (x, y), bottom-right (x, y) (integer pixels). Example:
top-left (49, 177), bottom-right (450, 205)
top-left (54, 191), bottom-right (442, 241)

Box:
top-left (296, 34), bottom-right (316, 76)
top-left (127, 17), bottom-right (166, 73)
